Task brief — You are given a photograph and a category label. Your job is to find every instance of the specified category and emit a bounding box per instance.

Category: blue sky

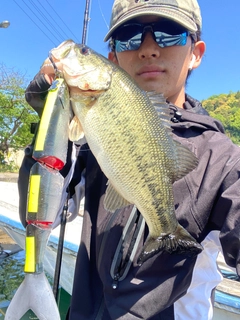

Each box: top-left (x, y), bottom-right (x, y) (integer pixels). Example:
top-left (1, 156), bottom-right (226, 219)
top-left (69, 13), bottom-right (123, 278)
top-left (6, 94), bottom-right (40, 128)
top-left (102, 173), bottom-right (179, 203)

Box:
top-left (1, 0), bottom-right (240, 101)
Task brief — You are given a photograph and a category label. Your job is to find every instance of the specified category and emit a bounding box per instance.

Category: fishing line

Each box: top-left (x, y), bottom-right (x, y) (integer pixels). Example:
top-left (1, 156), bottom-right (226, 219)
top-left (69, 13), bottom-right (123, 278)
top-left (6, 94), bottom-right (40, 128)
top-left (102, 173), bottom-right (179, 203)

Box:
top-left (21, 0), bottom-right (63, 43)
top-left (29, 0), bottom-right (66, 43)
top-left (12, 0), bottom-right (57, 46)
top-left (36, 0), bottom-right (69, 40)
top-left (13, 0), bottom-right (80, 45)
top-left (44, 0), bottom-right (80, 42)
top-left (98, 0), bottom-right (109, 30)
top-left (39, 0), bottom-right (78, 42)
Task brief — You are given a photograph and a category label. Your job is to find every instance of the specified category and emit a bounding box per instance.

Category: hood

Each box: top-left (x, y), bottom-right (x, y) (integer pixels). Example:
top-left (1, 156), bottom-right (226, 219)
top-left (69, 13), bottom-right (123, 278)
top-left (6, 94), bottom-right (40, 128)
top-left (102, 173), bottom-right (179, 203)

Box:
top-left (169, 94), bottom-right (225, 134)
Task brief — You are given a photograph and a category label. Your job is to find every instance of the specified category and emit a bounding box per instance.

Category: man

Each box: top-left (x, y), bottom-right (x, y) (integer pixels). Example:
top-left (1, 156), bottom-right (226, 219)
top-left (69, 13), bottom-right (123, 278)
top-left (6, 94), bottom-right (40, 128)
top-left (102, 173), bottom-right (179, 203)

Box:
top-left (20, 0), bottom-right (240, 319)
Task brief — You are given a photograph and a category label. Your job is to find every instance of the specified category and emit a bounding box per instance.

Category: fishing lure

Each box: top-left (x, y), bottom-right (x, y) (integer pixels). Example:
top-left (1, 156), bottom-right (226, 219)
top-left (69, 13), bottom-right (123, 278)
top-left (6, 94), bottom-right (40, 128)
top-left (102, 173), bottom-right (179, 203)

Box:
top-left (5, 78), bottom-right (71, 320)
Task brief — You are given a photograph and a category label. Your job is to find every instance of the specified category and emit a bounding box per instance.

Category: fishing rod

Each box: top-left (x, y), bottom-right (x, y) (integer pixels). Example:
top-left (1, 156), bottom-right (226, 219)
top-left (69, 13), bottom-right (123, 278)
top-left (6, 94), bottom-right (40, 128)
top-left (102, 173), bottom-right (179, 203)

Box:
top-left (53, 194), bottom-right (69, 301)
top-left (53, 0), bottom-right (91, 303)
top-left (82, 0), bottom-right (91, 45)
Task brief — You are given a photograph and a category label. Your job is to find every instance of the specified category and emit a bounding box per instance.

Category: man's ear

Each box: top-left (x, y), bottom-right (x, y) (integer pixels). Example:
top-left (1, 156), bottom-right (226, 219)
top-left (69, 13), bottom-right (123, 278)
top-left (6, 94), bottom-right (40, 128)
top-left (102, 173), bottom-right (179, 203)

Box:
top-left (108, 51), bottom-right (119, 65)
top-left (191, 40), bottom-right (206, 70)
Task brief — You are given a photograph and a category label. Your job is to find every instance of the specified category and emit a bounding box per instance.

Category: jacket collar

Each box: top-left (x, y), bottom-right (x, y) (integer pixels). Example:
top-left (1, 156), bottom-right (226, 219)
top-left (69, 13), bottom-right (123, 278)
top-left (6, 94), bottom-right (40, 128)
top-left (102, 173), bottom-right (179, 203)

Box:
top-left (168, 94), bottom-right (225, 134)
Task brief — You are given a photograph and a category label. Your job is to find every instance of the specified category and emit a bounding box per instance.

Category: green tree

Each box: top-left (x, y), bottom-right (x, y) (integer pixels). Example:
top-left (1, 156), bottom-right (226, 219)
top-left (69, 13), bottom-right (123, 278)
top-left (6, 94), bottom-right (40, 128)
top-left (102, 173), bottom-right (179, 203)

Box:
top-left (0, 64), bottom-right (38, 163)
top-left (202, 91), bottom-right (240, 145)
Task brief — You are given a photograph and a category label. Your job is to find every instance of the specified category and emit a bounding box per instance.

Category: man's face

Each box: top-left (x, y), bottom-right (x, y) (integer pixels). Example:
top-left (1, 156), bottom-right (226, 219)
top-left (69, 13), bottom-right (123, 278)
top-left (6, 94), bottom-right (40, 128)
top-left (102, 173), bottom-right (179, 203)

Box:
top-left (108, 17), bottom-right (203, 107)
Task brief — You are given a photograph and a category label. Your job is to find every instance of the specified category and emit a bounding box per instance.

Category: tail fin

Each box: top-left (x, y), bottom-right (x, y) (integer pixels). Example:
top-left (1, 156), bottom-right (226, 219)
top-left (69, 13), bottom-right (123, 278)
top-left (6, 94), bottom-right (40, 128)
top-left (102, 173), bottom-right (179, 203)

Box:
top-left (5, 273), bottom-right (60, 320)
top-left (137, 224), bottom-right (203, 265)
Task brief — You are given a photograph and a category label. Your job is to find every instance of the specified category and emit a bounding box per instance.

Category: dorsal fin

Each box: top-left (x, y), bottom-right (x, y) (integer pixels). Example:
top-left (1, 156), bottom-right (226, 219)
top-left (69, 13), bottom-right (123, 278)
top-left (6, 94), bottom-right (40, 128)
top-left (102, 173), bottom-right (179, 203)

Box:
top-left (146, 91), bottom-right (173, 133)
top-left (171, 139), bottom-right (199, 182)
top-left (145, 92), bottom-right (199, 182)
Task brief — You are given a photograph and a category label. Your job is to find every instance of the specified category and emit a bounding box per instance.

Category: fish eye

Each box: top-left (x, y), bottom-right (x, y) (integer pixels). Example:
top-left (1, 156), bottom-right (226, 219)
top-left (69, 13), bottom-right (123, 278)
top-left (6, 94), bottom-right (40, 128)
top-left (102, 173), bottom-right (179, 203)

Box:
top-left (81, 46), bottom-right (89, 55)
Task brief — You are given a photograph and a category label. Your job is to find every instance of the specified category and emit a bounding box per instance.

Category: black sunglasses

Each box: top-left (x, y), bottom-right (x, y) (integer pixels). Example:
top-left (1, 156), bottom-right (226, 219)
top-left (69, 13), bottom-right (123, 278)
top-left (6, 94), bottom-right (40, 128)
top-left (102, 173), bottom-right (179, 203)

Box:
top-left (113, 21), bottom-right (196, 52)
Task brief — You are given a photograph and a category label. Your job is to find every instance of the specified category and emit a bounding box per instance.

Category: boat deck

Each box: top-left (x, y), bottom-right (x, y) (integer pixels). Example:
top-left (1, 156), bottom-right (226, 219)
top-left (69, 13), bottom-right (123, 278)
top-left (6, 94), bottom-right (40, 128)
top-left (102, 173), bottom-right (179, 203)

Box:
top-left (0, 178), bottom-right (239, 318)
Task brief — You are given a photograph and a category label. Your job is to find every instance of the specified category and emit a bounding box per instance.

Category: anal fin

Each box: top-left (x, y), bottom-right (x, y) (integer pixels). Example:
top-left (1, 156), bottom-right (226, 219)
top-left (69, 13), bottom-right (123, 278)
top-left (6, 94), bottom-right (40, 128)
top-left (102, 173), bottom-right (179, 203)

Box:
top-left (104, 181), bottom-right (132, 212)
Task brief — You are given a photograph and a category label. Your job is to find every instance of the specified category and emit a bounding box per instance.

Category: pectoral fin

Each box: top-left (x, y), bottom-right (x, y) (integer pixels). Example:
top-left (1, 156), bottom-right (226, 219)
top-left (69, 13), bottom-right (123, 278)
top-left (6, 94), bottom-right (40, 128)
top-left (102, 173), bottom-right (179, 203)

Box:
top-left (104, 181), bottom-right (132, 212)
top-left (69, 115), bottom-right (85, 142)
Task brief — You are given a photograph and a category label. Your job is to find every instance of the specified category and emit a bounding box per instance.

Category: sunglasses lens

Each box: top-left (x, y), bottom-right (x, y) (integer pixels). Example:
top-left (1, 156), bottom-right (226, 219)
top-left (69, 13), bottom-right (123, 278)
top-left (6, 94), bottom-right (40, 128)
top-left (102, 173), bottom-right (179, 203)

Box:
top-left (115, 34), bottom-right (142, 52)
top-left (154, 32), bottom-right (188, 48)
top-left (114, 22), bottom-right (189, 52)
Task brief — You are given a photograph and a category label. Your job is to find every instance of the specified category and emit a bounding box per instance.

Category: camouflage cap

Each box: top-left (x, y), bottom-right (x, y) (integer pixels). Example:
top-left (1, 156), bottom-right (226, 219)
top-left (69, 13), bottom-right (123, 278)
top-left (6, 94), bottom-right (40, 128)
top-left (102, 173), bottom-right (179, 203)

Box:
top-left (104, 0), bottom-right (202, 41)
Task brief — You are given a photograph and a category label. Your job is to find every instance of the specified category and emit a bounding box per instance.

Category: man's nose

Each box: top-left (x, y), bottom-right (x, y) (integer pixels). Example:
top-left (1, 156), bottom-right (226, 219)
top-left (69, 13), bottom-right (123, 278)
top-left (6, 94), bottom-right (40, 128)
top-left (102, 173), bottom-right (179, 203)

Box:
top-left (138, 32), bottom-right (160, 58)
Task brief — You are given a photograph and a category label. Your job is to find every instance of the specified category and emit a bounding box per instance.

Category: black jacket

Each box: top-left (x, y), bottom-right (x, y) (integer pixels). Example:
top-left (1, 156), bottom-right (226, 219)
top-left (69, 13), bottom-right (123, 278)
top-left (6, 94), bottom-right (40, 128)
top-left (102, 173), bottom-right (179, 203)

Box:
top-left (20, 75), bottom-right (240, 319)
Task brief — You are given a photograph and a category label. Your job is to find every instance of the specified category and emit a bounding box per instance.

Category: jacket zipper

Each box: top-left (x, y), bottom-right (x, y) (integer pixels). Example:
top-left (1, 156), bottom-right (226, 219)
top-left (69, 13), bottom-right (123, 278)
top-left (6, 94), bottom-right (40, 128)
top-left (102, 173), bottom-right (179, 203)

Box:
top-left (96, 206), bottom-right (145, 318)
top-left (110, 207), bottom-right (145, 289)
top-left (95, 208), bottom-right (122, 319)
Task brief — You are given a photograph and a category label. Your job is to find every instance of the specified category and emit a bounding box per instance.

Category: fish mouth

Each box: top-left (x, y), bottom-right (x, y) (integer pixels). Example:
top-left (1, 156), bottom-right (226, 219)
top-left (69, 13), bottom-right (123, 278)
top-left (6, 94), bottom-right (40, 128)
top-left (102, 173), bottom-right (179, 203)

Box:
top-left (69, 86), bottom-right (105, 96)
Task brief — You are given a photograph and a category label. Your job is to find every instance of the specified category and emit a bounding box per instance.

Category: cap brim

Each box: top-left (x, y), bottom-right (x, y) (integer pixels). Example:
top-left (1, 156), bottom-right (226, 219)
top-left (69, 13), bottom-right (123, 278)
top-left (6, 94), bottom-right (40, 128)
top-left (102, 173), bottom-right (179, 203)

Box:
top-left (104, 7), bottom-right (198, 42)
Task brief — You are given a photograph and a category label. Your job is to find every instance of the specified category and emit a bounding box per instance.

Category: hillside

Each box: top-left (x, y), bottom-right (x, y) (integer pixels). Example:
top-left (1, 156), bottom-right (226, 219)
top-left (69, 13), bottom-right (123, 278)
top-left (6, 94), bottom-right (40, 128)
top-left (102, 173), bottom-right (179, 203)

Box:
top-left (202, 91), bottom-right (240, 145)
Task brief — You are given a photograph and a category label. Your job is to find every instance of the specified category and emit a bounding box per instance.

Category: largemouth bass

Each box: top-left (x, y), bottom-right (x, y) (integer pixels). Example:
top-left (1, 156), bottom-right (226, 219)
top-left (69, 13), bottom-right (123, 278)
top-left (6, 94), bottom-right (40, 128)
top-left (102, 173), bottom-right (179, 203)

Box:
top-left (48, 40), bottom-right (203, 265)
top-left (5, 79), bottom-right (71, 319)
